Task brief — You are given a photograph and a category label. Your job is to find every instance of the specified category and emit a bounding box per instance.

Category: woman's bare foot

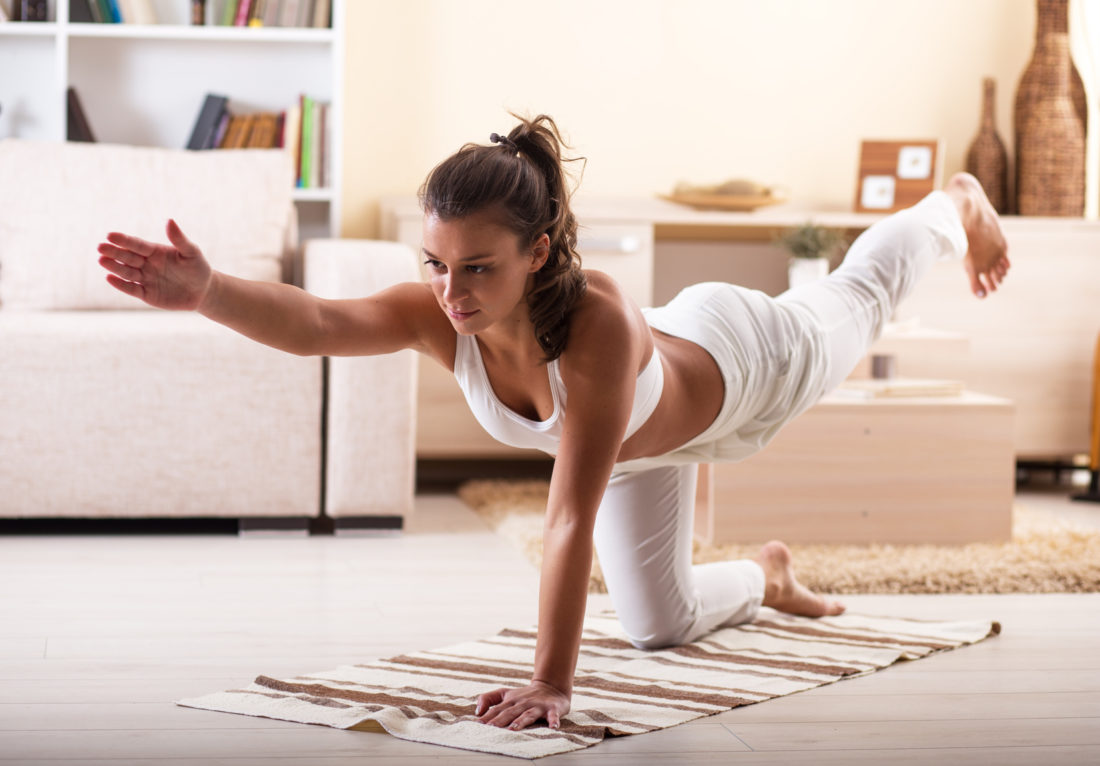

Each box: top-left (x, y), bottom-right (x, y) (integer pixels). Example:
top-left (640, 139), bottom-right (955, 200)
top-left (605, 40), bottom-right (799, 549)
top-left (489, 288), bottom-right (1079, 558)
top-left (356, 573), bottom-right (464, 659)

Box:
top-left (944, 172), bottom-right (1011, 299)
top-left (754, 540), bottom-right (845, 618)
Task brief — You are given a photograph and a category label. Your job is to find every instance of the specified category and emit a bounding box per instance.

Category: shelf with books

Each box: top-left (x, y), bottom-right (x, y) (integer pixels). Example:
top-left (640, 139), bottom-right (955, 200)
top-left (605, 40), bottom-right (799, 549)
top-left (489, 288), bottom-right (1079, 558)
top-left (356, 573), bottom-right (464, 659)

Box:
top-left (1, 0), bottom-right (344, 239)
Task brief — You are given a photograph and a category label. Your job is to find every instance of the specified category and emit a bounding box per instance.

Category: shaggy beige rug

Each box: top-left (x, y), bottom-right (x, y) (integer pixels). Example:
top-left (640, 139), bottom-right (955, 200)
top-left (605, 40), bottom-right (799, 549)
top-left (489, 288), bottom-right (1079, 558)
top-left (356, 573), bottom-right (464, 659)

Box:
top-left (459, 480), bottom-right (1100, 594)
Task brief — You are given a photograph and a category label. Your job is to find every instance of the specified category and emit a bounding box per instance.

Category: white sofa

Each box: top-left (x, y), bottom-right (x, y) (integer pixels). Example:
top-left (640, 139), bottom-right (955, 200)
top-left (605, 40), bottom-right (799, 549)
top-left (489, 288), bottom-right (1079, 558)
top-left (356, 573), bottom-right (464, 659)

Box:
top-left (0, 139), bottom-right (417, 527)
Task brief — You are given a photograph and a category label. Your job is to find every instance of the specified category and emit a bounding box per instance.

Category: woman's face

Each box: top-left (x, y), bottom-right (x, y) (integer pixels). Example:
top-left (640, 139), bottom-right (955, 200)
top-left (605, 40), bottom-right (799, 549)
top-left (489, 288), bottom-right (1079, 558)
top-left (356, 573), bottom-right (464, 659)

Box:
top-left (421, 207), bottom-right (548, 337)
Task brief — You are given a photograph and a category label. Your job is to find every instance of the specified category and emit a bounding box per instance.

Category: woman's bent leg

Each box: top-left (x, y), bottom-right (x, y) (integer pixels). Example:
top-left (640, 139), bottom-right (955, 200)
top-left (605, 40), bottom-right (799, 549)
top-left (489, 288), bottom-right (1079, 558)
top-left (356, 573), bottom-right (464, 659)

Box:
top-left (592, 464), bottom-right (765, 649)
top-left (777, 190), bottom-right (969, 391)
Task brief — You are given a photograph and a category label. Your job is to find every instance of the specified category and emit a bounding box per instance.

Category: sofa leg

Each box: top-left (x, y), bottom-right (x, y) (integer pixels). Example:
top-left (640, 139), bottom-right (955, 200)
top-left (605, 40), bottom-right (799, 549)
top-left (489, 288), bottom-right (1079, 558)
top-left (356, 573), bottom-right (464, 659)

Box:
top-left (238, 517), bottom-right (311, 536)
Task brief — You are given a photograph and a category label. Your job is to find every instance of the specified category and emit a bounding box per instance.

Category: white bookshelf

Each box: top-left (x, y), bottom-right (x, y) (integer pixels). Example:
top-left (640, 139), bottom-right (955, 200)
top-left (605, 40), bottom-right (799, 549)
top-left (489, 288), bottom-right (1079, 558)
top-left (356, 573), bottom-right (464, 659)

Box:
top-left (0, 0), bottom-right (344, 241)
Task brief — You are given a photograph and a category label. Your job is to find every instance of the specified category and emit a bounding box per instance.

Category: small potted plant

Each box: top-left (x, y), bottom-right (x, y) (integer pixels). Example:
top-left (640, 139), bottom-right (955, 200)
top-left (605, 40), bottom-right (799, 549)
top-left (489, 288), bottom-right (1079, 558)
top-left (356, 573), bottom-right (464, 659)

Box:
top-left (778, 223), bottom-right (848, 289)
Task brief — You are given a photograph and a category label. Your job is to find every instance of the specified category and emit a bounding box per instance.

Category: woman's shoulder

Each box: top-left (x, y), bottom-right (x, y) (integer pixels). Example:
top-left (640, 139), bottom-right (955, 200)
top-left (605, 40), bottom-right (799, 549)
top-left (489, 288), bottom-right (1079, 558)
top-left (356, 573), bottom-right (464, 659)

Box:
top-left (566, 270), bottom-right (649, 364)
top-left (578, 269), bottom-right (635, 313)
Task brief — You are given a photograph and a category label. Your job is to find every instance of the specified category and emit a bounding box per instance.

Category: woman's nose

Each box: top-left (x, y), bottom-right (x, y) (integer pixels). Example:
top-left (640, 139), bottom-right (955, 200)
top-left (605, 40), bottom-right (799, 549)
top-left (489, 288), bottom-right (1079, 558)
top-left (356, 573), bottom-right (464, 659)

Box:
top-left (443, 273), bottom-right (466, 302)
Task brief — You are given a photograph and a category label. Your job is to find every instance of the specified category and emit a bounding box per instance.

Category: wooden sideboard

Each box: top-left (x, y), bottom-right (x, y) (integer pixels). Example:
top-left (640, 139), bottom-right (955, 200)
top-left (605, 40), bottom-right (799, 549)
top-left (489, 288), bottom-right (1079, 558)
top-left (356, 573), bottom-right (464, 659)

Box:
top-left (381, 196), bottom-right (1100, 460)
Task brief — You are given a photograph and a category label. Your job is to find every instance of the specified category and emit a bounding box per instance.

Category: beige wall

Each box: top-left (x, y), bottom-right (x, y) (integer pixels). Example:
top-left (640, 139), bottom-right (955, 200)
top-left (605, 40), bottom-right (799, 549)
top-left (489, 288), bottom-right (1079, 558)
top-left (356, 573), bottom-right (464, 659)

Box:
top-left (341, 0), bottom-right (1040, 238)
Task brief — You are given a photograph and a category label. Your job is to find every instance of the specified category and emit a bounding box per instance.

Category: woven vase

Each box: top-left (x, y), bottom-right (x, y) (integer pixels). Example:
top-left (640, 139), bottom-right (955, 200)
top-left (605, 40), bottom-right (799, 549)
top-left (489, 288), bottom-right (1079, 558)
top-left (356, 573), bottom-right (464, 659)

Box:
top-left (1015, 0), bottom-right (1086, 216)
top-left (966, 78), bottom-right (1009, 214)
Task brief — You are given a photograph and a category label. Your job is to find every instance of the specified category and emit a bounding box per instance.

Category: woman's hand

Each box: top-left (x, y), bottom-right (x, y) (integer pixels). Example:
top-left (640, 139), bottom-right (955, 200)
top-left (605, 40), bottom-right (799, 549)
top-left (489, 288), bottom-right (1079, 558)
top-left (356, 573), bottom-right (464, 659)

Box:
top-left (97, 219), bottom-right (213, 311)
top-left (475, 680), bottom-right (570, 730)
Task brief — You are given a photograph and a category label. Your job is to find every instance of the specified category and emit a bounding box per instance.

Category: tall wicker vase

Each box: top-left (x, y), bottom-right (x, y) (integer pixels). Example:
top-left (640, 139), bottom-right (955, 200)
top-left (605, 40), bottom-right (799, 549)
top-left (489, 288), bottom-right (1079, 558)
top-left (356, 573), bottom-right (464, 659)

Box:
top-left (966, 78), bottom-right (1009, 214)
top-left (1015, 0), bottom-right (1087, 216)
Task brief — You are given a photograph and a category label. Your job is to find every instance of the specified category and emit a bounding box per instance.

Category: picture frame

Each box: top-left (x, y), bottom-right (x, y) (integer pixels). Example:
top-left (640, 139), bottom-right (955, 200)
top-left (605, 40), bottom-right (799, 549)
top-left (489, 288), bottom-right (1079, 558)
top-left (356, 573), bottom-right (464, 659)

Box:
top-left (854, 139), bottom-right (943, 213)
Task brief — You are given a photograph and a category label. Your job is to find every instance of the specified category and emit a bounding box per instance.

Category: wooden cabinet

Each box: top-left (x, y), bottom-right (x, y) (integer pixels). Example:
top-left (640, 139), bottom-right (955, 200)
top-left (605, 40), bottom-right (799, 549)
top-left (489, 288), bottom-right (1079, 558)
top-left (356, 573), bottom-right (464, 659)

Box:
top-left (695, 392), bottom-right (1016, 545)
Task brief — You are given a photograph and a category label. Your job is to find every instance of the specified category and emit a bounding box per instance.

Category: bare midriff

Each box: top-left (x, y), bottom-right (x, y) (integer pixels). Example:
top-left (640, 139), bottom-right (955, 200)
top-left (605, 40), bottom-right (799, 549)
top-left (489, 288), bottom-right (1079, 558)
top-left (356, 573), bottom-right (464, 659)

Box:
top-left (616, 329), bottom-right (725, 463)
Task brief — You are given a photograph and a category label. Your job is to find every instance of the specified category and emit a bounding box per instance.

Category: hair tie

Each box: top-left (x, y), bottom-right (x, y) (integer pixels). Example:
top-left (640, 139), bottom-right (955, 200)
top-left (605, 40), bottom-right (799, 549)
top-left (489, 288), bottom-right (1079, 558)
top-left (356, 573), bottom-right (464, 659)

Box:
top-left (490, 132), bottom-right (520, 154)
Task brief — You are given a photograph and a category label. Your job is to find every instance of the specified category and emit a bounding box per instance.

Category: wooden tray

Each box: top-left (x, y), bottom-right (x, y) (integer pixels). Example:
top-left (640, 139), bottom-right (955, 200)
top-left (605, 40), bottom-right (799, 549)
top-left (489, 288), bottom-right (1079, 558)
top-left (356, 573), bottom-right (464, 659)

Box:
top-left (660, 191), bottom-right (788, 212)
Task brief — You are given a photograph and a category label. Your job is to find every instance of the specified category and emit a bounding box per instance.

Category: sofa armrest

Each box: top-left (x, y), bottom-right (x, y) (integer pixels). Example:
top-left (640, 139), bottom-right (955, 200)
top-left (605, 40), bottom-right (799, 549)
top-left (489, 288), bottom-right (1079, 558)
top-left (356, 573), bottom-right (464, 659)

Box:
top-left (304, 239), bottom-right (420, 520)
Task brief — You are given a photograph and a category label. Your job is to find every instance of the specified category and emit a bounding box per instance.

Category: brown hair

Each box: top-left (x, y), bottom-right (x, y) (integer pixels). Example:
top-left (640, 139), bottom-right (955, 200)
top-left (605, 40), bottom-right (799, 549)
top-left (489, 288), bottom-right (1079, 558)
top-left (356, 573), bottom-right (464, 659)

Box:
top-left (418, 114), bottom-right (587, 361)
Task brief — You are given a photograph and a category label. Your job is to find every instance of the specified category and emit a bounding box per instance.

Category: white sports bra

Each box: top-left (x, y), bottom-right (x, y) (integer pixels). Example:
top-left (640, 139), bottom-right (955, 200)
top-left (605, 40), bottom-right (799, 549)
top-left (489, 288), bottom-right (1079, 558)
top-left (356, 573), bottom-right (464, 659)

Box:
top-left (452, 333), bottom-right (664, 456)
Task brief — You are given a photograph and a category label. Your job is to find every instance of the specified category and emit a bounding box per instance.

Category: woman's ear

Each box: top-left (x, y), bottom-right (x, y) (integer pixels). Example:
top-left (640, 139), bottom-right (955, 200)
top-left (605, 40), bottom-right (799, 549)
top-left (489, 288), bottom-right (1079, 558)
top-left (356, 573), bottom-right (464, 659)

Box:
top-left (529, 233), bottom-right (551, 273)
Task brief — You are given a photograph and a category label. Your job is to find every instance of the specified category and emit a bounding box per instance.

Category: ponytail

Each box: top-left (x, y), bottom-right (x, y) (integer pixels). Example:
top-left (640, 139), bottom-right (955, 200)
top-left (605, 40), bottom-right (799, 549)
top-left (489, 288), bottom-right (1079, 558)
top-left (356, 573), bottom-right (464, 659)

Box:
top-left (418, 114), bottom-right (587, 361)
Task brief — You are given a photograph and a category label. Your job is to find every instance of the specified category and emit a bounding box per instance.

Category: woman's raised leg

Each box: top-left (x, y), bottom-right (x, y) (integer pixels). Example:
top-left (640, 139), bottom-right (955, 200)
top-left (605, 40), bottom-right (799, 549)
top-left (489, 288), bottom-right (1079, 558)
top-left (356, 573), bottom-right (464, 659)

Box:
top-left (777, 172), bottom-right (1009, 392)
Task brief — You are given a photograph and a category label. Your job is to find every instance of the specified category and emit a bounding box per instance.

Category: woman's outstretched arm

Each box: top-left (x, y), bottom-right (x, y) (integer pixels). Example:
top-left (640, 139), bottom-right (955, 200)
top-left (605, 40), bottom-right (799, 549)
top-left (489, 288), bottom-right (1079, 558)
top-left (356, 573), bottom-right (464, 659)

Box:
top-left (97, 219), bottom-right (436, 358)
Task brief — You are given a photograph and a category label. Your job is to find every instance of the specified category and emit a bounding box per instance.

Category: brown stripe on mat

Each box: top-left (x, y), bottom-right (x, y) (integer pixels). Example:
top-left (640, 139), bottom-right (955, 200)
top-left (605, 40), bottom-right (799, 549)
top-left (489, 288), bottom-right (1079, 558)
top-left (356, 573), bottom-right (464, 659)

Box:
top-left (753, 619), bottom-right (954, 650)
top-left (665, 643), bottom-right (864, 677)
top-left (814, 616), bottom-right (992, 643)
top-left (573, 675), bottom-right (753, 709)
top-left (364, 662), bottom-right (526, 689)
top-left (383, 655), bottom-right (533, 681)
top-left (255, 676), bottom-right (475, 718)
top-left (739, 623), bottom-right (924, 652)
top-left (598, 668), bottom-right (769, 700)
top-left (593, 649), bottom-right (831, 685)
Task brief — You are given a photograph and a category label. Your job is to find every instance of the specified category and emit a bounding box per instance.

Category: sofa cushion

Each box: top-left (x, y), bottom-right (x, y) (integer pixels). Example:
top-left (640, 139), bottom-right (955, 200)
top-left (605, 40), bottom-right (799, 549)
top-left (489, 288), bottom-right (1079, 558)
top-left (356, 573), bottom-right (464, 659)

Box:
top-left (0, 310), bottom-right (321, 517)
top-left (0, 140), bottom-right (294, 311)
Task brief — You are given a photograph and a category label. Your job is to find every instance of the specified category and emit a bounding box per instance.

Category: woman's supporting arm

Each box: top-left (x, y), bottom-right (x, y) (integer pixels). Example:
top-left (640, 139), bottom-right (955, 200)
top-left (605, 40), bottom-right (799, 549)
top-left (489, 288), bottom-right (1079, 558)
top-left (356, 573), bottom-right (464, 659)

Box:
top-left (476, 290), bottom-right (643, 730)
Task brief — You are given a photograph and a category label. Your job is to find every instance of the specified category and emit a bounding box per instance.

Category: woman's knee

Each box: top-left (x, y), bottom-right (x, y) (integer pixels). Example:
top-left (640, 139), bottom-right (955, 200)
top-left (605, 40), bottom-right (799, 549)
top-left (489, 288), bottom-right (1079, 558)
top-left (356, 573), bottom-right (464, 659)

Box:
top-left (620, 611), bottom-right (695, 650)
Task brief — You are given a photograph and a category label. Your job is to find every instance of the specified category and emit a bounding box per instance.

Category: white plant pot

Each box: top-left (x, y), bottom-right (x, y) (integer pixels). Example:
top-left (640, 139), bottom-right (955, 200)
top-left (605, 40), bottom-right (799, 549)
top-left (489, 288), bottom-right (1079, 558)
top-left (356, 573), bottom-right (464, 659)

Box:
top-left (788, 257), bottom-right (830, 289)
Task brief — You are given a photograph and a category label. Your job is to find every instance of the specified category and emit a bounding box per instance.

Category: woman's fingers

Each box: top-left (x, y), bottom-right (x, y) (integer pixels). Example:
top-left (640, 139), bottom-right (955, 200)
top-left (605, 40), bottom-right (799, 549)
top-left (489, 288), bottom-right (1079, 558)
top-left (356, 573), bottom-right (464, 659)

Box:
top-left (105, 231), bottom-right (159, 257)
top-left (105, 273), bottom-right (144, 298)
top-left (97, 242), bottom-right (146, 268)
top-left (98, 254), bottom-right (143, 283)
top-left (507, 709), bottom-right (541, 731)
top-left (474, 688), bottom-right (505, 717)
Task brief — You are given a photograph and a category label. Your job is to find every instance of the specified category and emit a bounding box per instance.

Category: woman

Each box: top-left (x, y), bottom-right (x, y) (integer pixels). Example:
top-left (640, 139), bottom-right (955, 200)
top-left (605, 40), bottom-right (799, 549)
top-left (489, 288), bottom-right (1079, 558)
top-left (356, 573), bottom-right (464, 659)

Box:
top-left (97, 115), bottom-right (1010, 732)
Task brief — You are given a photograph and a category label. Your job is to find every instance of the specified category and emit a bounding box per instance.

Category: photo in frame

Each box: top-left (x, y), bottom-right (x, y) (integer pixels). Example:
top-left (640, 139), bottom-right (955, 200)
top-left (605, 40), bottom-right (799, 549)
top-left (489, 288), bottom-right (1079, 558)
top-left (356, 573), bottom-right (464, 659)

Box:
top-left (854, 139), bottom-right (942, 213)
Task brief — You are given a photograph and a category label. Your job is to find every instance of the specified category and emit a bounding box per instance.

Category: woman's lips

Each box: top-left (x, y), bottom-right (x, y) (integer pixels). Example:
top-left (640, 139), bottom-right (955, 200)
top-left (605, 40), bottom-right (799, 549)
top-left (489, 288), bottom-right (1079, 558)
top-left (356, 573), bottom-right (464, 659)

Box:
top-left (448, 308), bottom-right (479, 321)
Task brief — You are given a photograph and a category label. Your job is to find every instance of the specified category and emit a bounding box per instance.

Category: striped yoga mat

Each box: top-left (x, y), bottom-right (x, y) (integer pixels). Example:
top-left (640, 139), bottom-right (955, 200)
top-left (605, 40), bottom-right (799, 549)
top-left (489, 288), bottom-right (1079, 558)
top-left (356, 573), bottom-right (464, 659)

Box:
top-left (178, 611), bottom-right (1000, 759)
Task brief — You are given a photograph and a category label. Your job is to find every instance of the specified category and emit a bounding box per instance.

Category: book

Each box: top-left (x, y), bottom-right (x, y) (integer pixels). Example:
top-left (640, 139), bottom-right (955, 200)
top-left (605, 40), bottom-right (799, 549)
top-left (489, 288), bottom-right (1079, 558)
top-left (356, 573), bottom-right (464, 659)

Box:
top-left (128, 0), bottom-right (156, 24)
top-left (95, 0), bottom-right (111, 23)
top-left (233, 0), bottom-right (251, 26)
top-left (105, 0), bottom-right (121, 23)
top-left (66, 87), bottom-right (96, 142)
top-left (283, 101), bottom-right (301, 184)
top-left (262, 0), bottom-right (279, 27)
top-left (16, 0), bottom-right (48, 21)
top-left (185, 93), bottom-right (228, 150)
top-left (279, 0), bottom-right (300, 28)
top-left (299, 94), bottom-right (314, 188)
top-left (295, 0), bottom-right (312, 28)
top-left (312, 0), bottom-right (330, 28)
top-left (210, 110), bottom-right (231, 149)
top-left (833, 378), bottom-right (966, 400)
top-left (220, 0), bottom-right (238, 26)
top-left (313, 100), bottom-right (325, 188)
top-left (70, 1), bottom-right (95, 23)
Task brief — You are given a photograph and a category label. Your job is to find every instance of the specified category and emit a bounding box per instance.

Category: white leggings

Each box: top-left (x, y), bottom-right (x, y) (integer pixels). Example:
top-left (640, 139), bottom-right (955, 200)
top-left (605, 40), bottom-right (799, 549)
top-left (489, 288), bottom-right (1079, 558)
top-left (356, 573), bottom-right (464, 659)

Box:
top-left (593, 192), bottom-right (969, 649)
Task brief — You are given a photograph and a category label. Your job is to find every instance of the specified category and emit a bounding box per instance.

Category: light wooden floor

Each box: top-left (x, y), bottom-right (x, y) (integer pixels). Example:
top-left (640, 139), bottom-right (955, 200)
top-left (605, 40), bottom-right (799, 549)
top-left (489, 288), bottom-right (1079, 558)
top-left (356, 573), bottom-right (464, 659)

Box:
top-left (1, 487), bottom-right (1098, 765)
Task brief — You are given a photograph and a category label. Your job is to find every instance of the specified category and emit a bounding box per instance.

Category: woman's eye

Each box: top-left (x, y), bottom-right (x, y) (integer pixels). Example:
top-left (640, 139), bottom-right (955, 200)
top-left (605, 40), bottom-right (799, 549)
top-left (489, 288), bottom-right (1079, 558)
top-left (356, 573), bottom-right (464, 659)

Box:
top-left (466, 265), bottom-right (487, 274)
top-left (424, 259), bottom-right (445, 272)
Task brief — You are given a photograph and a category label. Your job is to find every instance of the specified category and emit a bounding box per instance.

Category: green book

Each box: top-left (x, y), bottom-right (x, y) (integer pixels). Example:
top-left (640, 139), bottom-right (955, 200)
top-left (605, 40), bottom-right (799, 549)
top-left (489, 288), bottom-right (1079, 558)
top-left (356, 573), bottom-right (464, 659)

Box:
top-left (299, 94), bottom-right (314, 189)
